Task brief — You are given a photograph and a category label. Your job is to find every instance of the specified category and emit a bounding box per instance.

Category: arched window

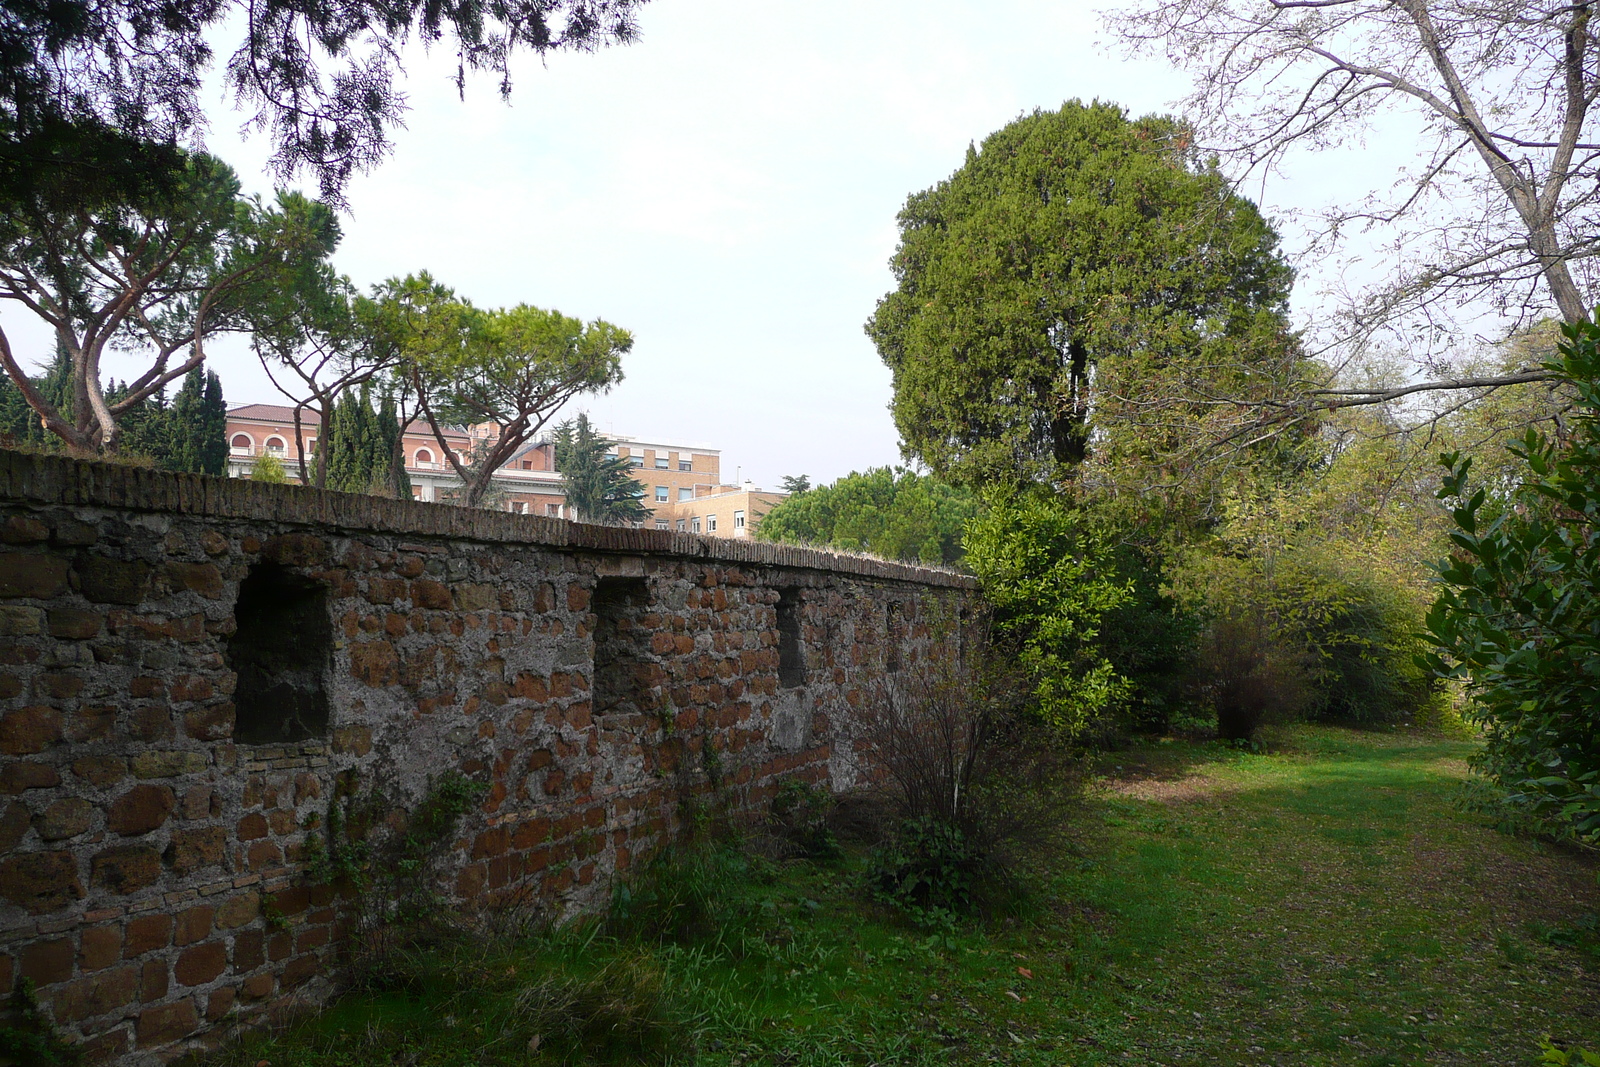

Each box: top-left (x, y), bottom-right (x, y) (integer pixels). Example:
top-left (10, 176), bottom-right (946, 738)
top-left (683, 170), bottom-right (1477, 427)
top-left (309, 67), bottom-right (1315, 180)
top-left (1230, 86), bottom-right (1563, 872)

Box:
top-left (415, 448), bottom-right (434, 466)
top-left (230, 434), bottom-right (253, 453)
top-left (264, 436), bottom-right (286, 455)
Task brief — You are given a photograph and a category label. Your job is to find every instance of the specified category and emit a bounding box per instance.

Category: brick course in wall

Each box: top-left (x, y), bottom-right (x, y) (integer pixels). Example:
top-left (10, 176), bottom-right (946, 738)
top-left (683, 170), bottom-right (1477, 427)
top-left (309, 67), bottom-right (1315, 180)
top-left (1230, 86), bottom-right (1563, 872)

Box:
top-left (0, 450), bottom-right (977, 1064)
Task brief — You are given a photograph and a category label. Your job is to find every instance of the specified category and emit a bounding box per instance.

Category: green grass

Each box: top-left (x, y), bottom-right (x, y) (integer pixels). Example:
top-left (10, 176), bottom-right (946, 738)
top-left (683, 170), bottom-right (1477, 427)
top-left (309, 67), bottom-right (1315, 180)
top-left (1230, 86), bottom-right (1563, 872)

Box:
top-left (206, 726), bottom-right (1600, 1066)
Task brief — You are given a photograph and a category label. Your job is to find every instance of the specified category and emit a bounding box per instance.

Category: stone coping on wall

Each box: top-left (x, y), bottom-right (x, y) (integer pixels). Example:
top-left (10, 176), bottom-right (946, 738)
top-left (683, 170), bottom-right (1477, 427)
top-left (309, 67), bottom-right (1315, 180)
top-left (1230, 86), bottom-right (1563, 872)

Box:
top-left (0, 449), bottom-right (978, 589)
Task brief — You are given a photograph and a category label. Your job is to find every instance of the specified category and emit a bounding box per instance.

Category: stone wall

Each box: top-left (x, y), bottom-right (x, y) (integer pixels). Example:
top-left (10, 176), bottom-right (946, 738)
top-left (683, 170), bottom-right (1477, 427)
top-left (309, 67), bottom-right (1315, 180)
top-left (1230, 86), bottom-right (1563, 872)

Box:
top-left (0, 450), bottom-right (977, 1064)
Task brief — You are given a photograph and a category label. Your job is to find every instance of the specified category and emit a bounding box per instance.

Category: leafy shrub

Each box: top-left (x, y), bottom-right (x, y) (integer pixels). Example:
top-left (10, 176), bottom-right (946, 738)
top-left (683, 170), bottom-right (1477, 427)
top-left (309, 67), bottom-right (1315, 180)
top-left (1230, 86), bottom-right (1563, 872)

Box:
top-left (962, 489), bottom-right (1132, 736)
top-left (1540, 1035), bottom-right (1600, 1066)
top-left (1172, 534), bottom-right (1437, 730)
top-left (866, 816), bottom-right (987, 928)
top-left (766, 778), bottom-right (840, 861)
top-left (1425, 318), bottom-right (1600, 841)
top-left (0, 979), bottom-right (81, 1066)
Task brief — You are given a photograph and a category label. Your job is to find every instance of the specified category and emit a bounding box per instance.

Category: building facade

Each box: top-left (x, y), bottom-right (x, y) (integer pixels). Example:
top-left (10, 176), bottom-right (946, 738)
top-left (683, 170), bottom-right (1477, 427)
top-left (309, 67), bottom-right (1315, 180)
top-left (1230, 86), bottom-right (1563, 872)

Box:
top-left (223, 408), bottom-right (787, 536)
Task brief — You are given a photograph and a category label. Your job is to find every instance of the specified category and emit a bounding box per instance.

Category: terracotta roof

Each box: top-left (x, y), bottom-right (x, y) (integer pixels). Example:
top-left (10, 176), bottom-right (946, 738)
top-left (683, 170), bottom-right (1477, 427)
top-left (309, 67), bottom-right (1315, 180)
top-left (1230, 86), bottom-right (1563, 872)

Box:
top-left (230, 403), bottom-right (320, 425)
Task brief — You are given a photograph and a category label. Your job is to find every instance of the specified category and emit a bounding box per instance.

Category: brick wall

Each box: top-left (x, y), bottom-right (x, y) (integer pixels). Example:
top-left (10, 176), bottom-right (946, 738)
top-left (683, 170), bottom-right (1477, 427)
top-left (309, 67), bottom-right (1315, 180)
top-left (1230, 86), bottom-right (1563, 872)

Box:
top-left (0, 450), bottom-right (977, 1064)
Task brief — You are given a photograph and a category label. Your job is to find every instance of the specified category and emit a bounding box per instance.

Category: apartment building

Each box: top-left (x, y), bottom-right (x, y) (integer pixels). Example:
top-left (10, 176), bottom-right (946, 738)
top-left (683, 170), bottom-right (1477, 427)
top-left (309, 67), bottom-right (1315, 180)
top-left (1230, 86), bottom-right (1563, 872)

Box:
top-left (607, 435), bottom-right (722, 514)
top-left (224, 407), bottom-right (787, 535)
top-left (224, 405), bottom-right (571, 516)
top-left (649, 484), bottom-right (789, 539)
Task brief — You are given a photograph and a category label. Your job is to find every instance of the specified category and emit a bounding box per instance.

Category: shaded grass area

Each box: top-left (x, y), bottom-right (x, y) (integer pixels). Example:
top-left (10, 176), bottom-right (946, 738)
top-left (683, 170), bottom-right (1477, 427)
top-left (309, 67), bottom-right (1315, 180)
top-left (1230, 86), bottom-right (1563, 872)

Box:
top-left (204, 727), bottom-right (1600, 1066)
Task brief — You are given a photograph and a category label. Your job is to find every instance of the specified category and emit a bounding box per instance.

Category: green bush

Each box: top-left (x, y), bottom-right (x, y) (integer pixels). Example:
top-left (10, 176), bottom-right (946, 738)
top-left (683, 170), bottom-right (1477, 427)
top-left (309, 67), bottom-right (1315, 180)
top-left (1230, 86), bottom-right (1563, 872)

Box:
top-left (962, 489), bottom-right (1131, 736)
top-left (1425, 317), bottom-right (1600, 842)
top-left (767, 778), bottom-right (840, 861)
top-left (866, 816), bottom-right (988, 928)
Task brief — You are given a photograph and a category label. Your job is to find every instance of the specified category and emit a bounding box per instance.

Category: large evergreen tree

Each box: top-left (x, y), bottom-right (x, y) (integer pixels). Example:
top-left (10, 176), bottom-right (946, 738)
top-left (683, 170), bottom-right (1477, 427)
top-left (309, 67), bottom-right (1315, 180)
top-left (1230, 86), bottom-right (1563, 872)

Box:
top-left (867, 101), bottom-right (1304, 500)
top-left (551, 414), bottom-right (647, 525)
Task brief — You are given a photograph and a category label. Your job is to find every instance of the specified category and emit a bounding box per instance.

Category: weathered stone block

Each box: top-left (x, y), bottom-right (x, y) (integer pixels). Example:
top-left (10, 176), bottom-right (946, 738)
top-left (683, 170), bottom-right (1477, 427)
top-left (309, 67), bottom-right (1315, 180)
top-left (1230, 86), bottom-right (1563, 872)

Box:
top-left (1, 760), bottom-right (60, 793)
top-left (183, 701), bottom-right (235, 741)
top-left (140, 957), bottom-right (169, 1001)
top-left (215, 891), bottom-right (259, 930)
top-left (66, 703), bottom-right (116, 742)
top-left (0, 800), bottom-right (29, 850)
top-left (47, 606), bottom-right (103, 639)
top-left (173, 904), bottom-right (214, 946)
top-left (131, 750), bottom-right (207, 779)
top-left (124, 913), bottom-right (173, 957)
top-left (0, 515), bottom-right (48, 543)
top-left (91, 844), bottom-right (162, 893)
top-left (0, 850), bottom-right (83, 912)
top-left (71, 754), bottom-right (127, 787)
top-left (126, 705), bottom-right (174, 742)
top-left (76, 555), bottom-right (152, 604)
top-left (137, 999), bottom-right (198, 1047)
top-left (165, 826), bottom-right (226, 874)
top-left (35, 796), bottom-right (94, 840)
top-left (0, 705), bottom-right (61, 754)
top-left (0, 604), bottom-right (43, 634)
top-left (80, 924), bottom-right (124, 970)
top-left (20, 937), bottom-right (73, 983)
top-left (53, 964), bottom-right (139, 1022)
top-left (411, 579), bottom-right (451, 610)
top-left (0, 552), bottom-right (68, 598)
top-left (108, 784), bottom-right (176, 835)
top-left (350, 640), bottom-right (399, 686)
top-left (164, 560), bottom-right (225, 598)
top-left (262, 533), bottom-right (327, 566)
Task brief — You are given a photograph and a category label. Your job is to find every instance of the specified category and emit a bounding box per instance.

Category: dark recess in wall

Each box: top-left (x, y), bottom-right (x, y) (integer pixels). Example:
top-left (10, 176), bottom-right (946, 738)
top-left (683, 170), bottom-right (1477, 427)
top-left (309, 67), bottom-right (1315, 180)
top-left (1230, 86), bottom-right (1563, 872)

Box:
top-left (594, 576), bottom-right (652, 717)
top-left (226, 562), bottom-right (332, 743)
top-left (777, 588), bottom-right (806, 687)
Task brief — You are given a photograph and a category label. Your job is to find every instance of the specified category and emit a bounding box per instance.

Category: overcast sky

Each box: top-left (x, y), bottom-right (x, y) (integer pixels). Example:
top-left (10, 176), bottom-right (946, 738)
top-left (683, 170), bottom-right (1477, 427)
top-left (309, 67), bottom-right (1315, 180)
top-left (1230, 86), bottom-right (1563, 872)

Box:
top-left (4, 0), bottom-right (1389, 488)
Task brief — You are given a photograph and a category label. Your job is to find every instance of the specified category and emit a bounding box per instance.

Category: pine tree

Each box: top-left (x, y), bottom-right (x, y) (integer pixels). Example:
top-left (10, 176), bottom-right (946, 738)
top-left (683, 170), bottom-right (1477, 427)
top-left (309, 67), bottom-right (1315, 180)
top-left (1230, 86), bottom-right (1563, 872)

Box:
top-left (552, 414), bottom-right (648, 524)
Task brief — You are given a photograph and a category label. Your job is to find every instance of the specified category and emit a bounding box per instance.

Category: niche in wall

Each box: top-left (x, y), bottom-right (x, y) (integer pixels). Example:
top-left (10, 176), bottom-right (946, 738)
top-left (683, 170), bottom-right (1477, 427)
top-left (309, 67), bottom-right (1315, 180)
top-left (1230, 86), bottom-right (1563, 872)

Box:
top-left (225, 562), bottom-right (332, 744)
top-left (777, 588), bottom-right (806, 688)
top-left (885, 600), bottom-right (903, 674)
top-left (593, 577), bottom-right (653, 717)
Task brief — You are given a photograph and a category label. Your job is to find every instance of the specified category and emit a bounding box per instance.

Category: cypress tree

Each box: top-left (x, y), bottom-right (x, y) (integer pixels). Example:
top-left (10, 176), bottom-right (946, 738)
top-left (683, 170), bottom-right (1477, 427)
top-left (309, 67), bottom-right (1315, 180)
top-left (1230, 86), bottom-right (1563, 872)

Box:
top-left (165, 369), bottom-right (206, 472)
top-left (199, 371), bottom-right (228, 475)
top-left (377, 394), bottom-right (411, 497)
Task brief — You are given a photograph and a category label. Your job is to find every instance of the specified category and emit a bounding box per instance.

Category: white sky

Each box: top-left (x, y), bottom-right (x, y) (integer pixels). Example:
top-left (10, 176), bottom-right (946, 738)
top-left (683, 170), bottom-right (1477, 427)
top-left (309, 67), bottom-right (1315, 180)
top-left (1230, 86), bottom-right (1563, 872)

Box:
top-left (2, 0), bottom-right (1408, 488)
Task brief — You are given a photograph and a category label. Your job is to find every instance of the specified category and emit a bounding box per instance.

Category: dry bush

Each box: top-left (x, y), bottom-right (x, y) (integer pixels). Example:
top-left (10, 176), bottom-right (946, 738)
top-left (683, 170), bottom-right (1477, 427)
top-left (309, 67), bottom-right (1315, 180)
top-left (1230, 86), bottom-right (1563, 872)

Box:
top-left (851, 615), bottom-right (1083, 919)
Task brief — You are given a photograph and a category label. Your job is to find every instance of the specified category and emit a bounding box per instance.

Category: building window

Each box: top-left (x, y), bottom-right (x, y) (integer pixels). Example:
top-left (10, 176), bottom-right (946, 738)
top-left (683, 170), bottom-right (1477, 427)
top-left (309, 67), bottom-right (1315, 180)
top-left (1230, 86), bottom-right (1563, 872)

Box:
top-left (706, 514), bottom-right (717, 532)
top-left (546, 503), bottom-right (562, 516)
top-left (675, 519), bottom-right (686, 532)
top-left (655, 519), bottom-right (669, 530)
top-left (678, 487), bottom-right (693, 502)
top-left (654, 454), bottom-right (668, 469)
top-left (230, 433), bottom-right (253, 454)
top-left (734, 510), bottom-right (745, 529)
top-left (679, 458), bottom-right (693, 471)
top-left (306, 437), bottom-right (318, 454)
top-left (629, 455), bottom-right (644, 467)
top-left (264, 436), bottom-right (286, 456)
top-left (655, 485), bottom-right (668, 502)
top-left (416, 448), bottom-right (433, 466)
top-left (691, 516), bottom-right (701, 533)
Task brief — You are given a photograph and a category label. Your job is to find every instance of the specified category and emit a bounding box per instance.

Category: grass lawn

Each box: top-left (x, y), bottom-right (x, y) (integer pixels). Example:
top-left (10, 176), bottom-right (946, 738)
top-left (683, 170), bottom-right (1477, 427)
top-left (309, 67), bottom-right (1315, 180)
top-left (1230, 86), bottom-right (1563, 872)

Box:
top-left (207, 726), bottom-right (1600, 1066)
